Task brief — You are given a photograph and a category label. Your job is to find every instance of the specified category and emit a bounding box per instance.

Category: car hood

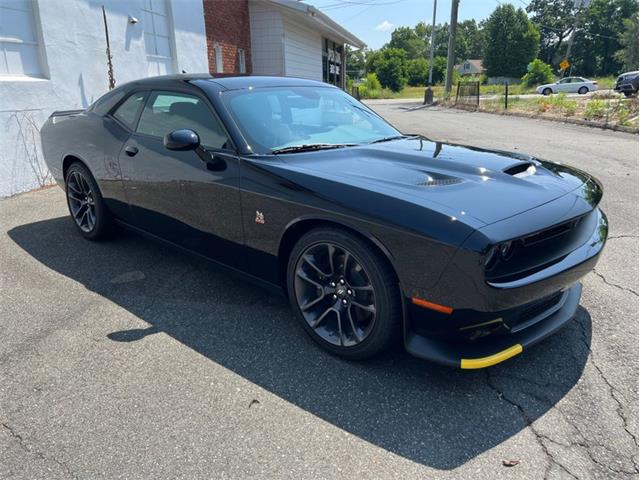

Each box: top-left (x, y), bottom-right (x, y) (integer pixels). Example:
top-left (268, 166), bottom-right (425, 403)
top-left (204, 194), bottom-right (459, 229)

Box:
top-left (537, 83), bottom-right (556, 89)
top-left (275, 137), bottom-right (590, 226)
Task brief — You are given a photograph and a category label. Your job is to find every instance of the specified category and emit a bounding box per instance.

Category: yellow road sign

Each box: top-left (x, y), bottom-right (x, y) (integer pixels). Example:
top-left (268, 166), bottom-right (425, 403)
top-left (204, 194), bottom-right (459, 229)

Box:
top-left (560, 59), bottom-right (570, 71)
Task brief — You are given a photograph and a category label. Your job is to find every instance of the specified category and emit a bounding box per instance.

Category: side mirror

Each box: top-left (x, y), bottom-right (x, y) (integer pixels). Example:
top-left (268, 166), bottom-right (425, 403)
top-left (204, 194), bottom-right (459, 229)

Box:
top-left (164, 129), bottom-right (200, 151)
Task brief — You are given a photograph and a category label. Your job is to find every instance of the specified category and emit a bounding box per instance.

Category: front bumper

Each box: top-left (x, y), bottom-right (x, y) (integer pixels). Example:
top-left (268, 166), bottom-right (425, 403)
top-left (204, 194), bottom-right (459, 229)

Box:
top-left (615, 83), bottom-right (635, 93)
top-left (401, 199), bottom-right (606, 368)
top-left (404, 283), bottom-right (582, 368)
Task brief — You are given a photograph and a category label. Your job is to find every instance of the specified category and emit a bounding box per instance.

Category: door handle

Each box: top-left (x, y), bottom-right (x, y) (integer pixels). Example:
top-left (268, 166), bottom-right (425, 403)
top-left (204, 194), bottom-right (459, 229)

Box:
top-left (124, 145), bottom-right (139, 157)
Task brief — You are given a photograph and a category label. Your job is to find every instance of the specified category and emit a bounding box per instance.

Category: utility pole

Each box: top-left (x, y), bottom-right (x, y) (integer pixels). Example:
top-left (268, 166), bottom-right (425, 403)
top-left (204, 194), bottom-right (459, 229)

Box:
top-left (444, 0), bottom-right (459, 98)
top-left (424, 0), bottom-right (438, 104)
top-left (428, 0), bottom-right (438, 85)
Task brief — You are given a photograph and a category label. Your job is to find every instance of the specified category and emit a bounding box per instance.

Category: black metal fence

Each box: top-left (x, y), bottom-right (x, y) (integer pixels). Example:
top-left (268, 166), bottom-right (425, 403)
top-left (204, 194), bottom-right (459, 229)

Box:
top-left (455, 81), bottom-right (480, 107)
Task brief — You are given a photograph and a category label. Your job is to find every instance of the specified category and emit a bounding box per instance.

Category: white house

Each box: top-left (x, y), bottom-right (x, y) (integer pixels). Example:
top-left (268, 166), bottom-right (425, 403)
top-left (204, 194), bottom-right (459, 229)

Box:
top-left (248, 0), bottom-right (365, 87)
top-left (0, 0), bottom-right (209, 197)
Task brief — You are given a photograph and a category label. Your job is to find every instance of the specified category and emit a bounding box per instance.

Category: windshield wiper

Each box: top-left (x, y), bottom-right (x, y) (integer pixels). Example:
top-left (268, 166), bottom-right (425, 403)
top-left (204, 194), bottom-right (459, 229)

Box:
top-left (369, 135), bottom-right (413, 144)
top-left (271, 143), bottom-right (356, 154)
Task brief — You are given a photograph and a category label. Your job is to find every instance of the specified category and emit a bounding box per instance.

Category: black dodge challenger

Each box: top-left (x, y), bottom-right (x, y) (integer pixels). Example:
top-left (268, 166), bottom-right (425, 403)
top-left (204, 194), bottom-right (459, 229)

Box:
top-left (41, 75), bottom-right (607, 368)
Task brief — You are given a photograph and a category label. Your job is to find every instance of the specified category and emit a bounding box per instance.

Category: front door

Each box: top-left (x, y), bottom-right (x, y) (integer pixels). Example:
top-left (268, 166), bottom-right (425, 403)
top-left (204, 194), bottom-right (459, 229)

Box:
top-left (117, 89), bottom-right (243, 265)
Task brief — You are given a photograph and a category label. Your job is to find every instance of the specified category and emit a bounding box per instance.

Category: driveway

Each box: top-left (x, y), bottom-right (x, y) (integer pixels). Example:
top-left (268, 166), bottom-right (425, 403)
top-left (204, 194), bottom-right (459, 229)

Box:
top-left (1, 107), bottom-right (638, 479)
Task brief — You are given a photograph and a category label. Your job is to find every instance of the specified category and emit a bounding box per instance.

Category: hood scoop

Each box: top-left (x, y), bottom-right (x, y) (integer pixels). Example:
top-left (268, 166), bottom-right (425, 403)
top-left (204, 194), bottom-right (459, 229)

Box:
top-left (504, 162), bottom-right (537, 178)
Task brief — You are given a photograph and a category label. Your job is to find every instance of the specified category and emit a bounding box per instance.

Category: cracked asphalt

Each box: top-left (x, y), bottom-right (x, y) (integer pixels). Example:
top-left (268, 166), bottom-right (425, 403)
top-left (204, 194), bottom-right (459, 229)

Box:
top-left (1, 106), bottom-right (637, 479)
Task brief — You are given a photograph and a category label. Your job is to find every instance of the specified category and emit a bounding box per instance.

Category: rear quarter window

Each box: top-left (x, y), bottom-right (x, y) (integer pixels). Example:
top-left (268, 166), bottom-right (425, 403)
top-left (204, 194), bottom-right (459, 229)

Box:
top-left (112, 93), bottom-right (146, 129)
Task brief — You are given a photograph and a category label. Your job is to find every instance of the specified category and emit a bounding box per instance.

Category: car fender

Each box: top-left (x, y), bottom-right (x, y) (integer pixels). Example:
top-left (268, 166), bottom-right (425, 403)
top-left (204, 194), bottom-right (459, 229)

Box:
top-left (280, 213), bottom-right (399, 272)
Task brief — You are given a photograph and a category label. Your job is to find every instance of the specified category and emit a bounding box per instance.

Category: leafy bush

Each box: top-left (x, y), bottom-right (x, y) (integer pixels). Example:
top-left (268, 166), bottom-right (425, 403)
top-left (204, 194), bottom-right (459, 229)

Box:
top-left (430, 56), bottom-right (448, 84)
top-left (563, 101), bottom-right (578, 117)
top-left (368, 48), bottom-right (408, 92)
top-left (406, 58), bottom-right (429, 86)
top-left (585, 99), bottom-right (607, 120)
top-left (358, 73), bottom-right (382, 99)
top-left (522, 59), bottom-right (554, 87)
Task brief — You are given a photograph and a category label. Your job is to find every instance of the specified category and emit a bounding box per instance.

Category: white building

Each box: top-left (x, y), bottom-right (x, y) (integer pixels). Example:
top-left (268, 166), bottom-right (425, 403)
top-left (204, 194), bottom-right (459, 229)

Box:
top-left (0, 0), bottom-right (209, 197)
top-left (248, 0), bottom-right (364, 87)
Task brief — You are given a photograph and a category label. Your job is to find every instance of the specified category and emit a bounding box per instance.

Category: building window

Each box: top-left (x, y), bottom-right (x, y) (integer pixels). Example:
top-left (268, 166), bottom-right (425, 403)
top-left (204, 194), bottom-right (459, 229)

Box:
top-left (0, 0), bottom-right (43, 77)
top-left (142, 0), bottom-right (175, 76)
top-left (322, 39), bottom-right (343, 87)
top-left (214, 44), bottom-right (223, 73)
top-left (238, 48), bottom-right (246, 74)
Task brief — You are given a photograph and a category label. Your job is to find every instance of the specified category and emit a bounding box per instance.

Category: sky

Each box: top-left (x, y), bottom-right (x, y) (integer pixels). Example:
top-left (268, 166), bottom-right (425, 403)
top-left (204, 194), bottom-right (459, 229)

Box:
top-left (305, 0), bottom-right (525, 50)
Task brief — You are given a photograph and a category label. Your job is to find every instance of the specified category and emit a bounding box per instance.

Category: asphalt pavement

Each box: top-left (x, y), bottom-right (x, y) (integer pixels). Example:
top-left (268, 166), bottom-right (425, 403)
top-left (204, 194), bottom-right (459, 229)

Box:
top-left (1, 107), bottom-right (638, 479)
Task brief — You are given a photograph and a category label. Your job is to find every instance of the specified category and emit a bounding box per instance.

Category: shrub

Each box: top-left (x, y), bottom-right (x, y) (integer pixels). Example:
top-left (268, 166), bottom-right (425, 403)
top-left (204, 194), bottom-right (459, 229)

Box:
top-left (406, 58), bottom-right (429, 86)
top-left (563, 100), bottom-right (578, 117)
top-left (371, 48), bottom-right (408, 92)
top-left (358, 72), bottom-right (382, 99)
top-left (534, 93), bottom-right (577, 117)
top-left (522, 59), bottom-right (554, 87)
top-left (585, 99), bottom-right (607, 120)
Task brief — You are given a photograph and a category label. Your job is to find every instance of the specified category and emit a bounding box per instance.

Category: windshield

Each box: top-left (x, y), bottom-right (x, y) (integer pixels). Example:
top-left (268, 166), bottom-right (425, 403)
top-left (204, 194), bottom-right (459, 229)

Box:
top-left (222, 86), bottom-right (400, 154)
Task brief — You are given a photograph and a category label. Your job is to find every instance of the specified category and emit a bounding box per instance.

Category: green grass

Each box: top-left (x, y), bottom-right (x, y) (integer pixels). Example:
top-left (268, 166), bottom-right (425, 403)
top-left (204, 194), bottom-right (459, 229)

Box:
top-left (363, 76), bottom-right (618, 100)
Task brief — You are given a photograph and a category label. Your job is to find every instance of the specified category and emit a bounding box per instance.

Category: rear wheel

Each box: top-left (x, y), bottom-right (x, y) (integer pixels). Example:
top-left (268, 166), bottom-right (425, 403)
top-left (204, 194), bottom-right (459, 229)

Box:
top-left (65, 162), bottom-right (112, 240)
top-left (287, 228), bottom-right (401, 359)
top-left (543, 88), bottom-right (552, 96)
top-left (578, 86), bottom-right (588, 95)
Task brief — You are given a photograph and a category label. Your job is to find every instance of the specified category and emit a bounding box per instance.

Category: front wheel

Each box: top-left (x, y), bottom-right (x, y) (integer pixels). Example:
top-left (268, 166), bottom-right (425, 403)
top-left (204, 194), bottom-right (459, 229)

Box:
top-left (65, 162), bottom-right (112, 240)
top-left (286, 228), bottom-right (401, 359)
top-left (543, 88), bottom-right (552, 96)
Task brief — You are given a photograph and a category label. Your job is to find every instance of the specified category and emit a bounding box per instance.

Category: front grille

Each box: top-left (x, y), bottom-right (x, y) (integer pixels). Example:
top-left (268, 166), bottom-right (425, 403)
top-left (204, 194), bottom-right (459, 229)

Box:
top-left (485, 211), bottom-right (592, 284)
top-left (521, 217), bottom-right (582, 247)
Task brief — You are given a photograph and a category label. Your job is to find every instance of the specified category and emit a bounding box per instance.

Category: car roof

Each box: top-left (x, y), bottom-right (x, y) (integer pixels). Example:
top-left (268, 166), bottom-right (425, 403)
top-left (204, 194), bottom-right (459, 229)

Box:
top-left (123, 74), bottom-right (334, 92)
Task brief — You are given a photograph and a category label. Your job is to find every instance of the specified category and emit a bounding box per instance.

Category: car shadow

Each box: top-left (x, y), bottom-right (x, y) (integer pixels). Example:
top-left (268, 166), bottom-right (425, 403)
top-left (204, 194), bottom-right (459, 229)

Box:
top-left (8, 217), bottom-right (591, 470)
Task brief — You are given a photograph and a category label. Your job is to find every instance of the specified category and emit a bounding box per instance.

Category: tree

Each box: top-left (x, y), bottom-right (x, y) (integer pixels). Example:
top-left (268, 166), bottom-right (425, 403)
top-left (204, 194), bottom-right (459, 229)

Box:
top-left (483, 5), bottom-right (540, 78)
top-left (527, 0), bottom-right (578, 66)
top-left (406, 58), bottom-right (429, 86)
top-left (387, 26), bottom-right (425, 59)
top-left (429, 56), bottom-right (448, 84)
top-left (456, 20), bottom-right (485, 61)
top-left (616, 12), bottom-right (639, 71)
top-left (368, 48), bottom-right (408, 91)
top-left (570, 0), bottom-right (638, 76)
top-left (522, 59), bottom-right (555, 86)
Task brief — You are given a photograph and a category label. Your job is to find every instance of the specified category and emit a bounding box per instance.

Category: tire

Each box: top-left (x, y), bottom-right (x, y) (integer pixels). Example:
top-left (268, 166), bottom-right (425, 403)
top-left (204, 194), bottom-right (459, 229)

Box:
top-left (624, 91), bottom-right (634, 98)
top-left (543, 88), bottom-right (552, 96)
top-left (286, 227), bottom-right (401, 360)
top-left (65, 162), bottom-right (112, 240)
top-left (578, 86), bottom-right (588, 95)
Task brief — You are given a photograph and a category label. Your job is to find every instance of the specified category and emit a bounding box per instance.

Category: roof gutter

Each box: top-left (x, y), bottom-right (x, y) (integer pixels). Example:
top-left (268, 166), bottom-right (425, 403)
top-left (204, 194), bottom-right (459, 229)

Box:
top-left (262, 0), bottom-right (366, 49)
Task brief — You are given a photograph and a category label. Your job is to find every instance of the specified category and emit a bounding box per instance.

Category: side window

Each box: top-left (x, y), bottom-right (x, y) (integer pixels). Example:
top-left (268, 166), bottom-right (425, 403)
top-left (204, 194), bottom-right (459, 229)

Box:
top-left (113, 92), bottom-right (146, 129)
top-left (137, 91), bottom-right (229, 149)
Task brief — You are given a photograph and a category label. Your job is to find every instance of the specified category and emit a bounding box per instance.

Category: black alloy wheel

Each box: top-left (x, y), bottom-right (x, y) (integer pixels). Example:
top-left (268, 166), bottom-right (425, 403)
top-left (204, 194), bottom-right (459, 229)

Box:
top-left (287, 228), bottom-right (400, 359)
top-left (67, 169), bottom-right (96, 233)
top-left (65, 162), bottom-right (112, 240)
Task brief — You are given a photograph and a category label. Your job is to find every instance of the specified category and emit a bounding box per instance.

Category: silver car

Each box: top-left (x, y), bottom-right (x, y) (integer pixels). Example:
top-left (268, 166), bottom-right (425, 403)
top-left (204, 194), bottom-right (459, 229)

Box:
top-left (536, 77), bottom-right (598, 95)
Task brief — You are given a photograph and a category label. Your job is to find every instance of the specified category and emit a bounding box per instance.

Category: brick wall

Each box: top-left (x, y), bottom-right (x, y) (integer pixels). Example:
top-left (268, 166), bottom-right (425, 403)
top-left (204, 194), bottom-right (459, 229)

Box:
top-left (203, 0), bottom-right (252, 75)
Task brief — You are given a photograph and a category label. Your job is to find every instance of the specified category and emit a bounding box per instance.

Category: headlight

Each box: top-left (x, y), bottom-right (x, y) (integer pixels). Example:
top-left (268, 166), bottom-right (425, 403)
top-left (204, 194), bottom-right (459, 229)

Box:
top-left (499, 241), bottom-right (514, 259)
